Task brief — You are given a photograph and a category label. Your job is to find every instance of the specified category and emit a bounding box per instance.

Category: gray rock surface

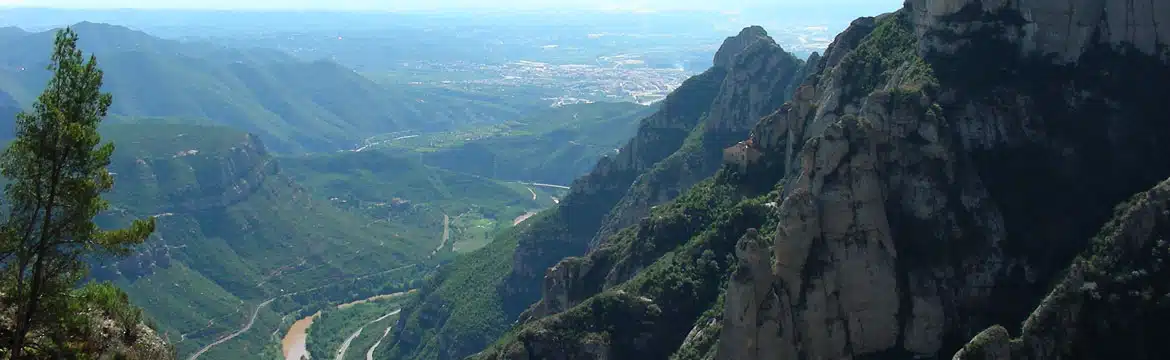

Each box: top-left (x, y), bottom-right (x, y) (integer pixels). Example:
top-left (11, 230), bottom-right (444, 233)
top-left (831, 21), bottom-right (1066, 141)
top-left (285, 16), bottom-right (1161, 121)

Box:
top-left (719, 2), bottom-right (1170, 357)
top-left (909, 0), bottom-right (1170, 63)
top-left (713, 26), bottom-right (771, 70)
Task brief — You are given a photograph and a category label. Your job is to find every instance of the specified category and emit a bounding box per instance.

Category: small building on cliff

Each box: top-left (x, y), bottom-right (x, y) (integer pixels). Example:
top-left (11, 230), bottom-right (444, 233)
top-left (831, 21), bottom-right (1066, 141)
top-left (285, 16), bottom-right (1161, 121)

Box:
top-left (723, 138), bottom-right (762, 170)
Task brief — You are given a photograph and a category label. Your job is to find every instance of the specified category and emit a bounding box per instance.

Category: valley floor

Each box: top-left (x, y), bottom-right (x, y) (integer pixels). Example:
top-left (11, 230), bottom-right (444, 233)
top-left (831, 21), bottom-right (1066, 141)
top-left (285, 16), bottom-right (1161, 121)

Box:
top-left (281, 291), bottom-right (415, 360)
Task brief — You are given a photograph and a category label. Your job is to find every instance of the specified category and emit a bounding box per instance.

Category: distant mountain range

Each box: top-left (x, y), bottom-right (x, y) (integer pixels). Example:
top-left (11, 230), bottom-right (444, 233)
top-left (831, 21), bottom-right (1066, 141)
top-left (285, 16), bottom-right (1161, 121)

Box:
top-left (0, 22), bottom-right (540, 153)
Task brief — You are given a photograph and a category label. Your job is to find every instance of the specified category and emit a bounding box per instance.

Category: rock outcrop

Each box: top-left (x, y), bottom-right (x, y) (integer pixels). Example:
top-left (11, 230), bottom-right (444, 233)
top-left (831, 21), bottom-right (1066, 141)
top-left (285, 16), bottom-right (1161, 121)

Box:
top-left (910, 0), bottom-right (1170, 63)
top-left (404, 2), bottom-right (1170, 359)
top-left (955, 176), bottom-right (1170, 360)
top-left (590, 27), bottom-right (806, 249)
top-left (519, 27), bottom-right (808, 325)
top-left (386, 28), bottom-right (736, 360)
top-left (713, 26), bottom-right (771, 71)
top-left (501, 63), bottom-right (728, 316)
top-left (0, 284), bottom-right (176, 359)
top-left (719, 1), bottom-right (1170, 359)
top-left (469, 32), bottom-right (818, 350)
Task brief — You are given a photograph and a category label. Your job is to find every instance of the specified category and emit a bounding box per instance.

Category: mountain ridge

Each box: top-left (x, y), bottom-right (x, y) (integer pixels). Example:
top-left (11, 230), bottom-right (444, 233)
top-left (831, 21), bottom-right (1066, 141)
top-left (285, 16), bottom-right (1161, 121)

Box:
top-left (455, 1), bottom-right (1170, 359)
top-left (0, 22), bottom-right (534, 153)
top-left (380, 24), bottom-right (811, 360)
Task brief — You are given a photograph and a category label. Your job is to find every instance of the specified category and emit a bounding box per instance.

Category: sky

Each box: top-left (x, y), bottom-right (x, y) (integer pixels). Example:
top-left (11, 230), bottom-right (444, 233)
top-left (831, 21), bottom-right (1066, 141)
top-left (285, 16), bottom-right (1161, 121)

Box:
top-left (0, 0), bottom-right (902, 12)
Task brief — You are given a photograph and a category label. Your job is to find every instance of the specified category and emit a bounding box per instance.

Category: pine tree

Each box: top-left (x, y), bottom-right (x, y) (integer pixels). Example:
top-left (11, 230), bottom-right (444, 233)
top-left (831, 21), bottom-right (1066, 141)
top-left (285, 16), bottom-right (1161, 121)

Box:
top-left (0, 28), bottom-right (156, 358)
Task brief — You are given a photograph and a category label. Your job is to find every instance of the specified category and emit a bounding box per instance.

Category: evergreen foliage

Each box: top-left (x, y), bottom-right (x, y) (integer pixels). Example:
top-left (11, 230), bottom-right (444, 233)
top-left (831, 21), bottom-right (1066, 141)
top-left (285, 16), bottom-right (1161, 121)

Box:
top-left (0, 28), bottom-right (166, 359)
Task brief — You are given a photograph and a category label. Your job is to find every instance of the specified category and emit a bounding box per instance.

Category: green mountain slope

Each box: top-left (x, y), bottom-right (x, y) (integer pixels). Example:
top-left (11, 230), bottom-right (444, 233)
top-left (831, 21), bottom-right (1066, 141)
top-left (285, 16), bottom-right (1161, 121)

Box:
top-left (90, 123), bottom-right (436, 357)
top-left (389, 102), bottom-right (655, 185)
top-left (84, 121), bottom-right (566, 359)
top-left (306, 292), bottom-right (416, 360)
top-left (279, 149), bottom-right (561, 255)
top-left (380, 26), bottom-right (810, 360)
top-left (0, 22), bottom-right (534, 153)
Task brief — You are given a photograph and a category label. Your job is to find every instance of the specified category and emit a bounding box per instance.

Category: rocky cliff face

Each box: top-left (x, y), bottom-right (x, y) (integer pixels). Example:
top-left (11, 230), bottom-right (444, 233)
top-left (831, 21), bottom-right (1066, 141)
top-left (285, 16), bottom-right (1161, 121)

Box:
top-left (500, 65), bottom-right (728, 318)
top-left (466, 1), bottom-right (1170, 359)
top-left (719, 1), bottom-right (1170, 359)
top-left (953, 176), bottom-right (1170, 360)
top-left (385, 26), bottom-right (812, 360)
top-left (910, 0), bottom-right (1170, 63)
top-left (588, 27), bottom-right (805, 248)
top-left (517, 28), bottom-right (807, 325)
top-left (385, 32), bottom-right (733, 360)
top-left (0, 285), bottom-right (176, 359)
top-left (98, 130), bottom-right (276, 281)
top-left (109, 131), bottom-right (276, 213)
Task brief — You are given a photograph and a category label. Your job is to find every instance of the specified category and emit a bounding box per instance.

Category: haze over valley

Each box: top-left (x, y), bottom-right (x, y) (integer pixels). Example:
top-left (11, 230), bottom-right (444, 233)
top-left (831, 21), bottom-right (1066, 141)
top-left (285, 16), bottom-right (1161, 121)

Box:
top-left (3, 4), bottom-right (896, 358)
top-left (5, 1), bottom-right (1169, 360)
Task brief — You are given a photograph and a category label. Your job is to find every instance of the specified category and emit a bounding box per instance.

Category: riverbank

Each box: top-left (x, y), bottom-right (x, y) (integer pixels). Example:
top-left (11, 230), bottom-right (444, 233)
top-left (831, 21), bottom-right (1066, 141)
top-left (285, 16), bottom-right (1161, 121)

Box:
top-left (281, 290), bottom-right (415, 360)
top-left (281, 311), bottom-right (320, 360)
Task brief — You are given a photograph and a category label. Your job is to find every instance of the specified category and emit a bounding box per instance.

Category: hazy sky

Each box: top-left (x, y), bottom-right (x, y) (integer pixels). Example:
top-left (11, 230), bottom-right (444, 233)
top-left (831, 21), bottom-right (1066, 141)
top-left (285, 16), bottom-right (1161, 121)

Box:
top-left (0, 0), bottom-right (901, 12)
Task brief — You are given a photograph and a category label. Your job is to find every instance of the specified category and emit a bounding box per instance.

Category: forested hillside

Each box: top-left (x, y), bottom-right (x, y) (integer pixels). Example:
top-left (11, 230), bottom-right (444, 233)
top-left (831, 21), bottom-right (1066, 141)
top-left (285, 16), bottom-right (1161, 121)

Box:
top-left (403, 102), bottom-right (655, 185)
top-left (0, 22), bottom-right (537, 153)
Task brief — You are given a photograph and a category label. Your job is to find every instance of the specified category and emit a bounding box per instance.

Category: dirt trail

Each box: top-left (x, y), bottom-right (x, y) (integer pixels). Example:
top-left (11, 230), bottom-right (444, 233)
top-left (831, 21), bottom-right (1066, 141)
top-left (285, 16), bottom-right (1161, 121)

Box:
top-left (526, 187), bottom-right (536, 200)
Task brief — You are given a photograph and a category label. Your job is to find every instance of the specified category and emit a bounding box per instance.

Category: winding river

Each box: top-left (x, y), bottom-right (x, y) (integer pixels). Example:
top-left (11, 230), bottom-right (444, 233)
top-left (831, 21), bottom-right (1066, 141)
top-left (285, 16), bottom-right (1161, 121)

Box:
top-left (281, 291), bottom-right (412, 360)
top-left (281, 311), bottom-right (320, 360)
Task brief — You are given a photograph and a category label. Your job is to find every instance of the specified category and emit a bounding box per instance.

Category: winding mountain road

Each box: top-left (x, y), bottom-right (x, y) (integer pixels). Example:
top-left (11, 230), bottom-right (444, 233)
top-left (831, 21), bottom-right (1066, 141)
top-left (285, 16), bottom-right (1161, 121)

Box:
top-left (188, 298), bottom-right (276, 360)
top-left (335, 309), bottom-right (402, 360)
top-left (523, 182), bottom-right (571, 190)
top-left (365, 324), bottom-right (395, 360)
top-left (191, 265), bottom-right (417, 360)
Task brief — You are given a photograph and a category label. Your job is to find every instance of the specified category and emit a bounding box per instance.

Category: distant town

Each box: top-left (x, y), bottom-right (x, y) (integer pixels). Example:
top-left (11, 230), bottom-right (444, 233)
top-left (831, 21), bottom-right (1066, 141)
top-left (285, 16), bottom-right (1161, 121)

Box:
top-left (382, 25), bottom-right (838, 107)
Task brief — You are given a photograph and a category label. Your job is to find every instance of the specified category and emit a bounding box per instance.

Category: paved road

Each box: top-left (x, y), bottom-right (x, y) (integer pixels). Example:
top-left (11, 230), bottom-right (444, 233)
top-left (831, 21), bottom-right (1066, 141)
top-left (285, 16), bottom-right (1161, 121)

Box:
top-left (188, 298), bottom-right (276, 360)
top-left (189, 265), bottom-right (417, 359)
top-left (525, 182), bottom-right (570, 190)
top-left (364, 310), bottom-right (403, 360)
top-left (335, 309), bottom-right (402, 360)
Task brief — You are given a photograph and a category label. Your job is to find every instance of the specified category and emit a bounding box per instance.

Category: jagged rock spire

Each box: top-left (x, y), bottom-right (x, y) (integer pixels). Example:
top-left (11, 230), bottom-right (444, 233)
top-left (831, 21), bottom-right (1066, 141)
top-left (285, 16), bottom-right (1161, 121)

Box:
top-left (713, 25), bottom-right (772, 70)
